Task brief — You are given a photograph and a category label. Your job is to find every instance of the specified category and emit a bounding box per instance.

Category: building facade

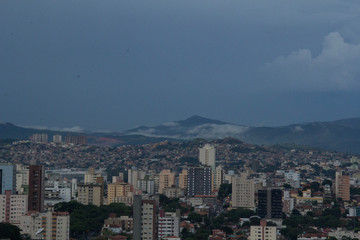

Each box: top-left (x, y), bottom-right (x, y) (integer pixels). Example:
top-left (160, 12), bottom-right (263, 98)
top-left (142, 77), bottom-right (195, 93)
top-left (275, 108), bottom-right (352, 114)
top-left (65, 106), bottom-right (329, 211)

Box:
top-left (28, 164), bottom-right (45, 212)
top-left (133, 195), bottom-right (157, 240)
top-left (77, 184), bottom-right (103, 206)
top-left (199, 144), bottom-right (216, 169)
top-left (158, 210), bottom-right (180, 239)
top-left (0, 163), bottom-right (16, 194)
top-left (159, 169), bottom-right (175, 194)
top-left (231, 173), bottom-right (255, 209)
top-left (19, 211), bottom-right (70, 240)
top-left (187, 167), bottom-right (212, 197)
top-left (335, 171), bottom-right (350, 201)
top-left (0, 190), bottom-right (28, 224)
top-left (257, 189), bottom-right (283, 219)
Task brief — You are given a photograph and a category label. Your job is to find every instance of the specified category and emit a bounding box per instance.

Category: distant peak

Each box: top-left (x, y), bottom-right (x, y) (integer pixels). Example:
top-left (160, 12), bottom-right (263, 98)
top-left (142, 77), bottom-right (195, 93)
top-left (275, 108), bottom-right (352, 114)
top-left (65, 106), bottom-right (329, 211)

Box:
top-left (186, 115), bottom-right (208, 121)
top-left (180, 115), bottom-right (226, 126)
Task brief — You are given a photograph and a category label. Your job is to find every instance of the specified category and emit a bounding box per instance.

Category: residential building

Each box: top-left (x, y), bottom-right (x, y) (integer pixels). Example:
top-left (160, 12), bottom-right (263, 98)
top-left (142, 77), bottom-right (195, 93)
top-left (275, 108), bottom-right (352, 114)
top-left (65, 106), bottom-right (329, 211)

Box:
top-left (0, 190), bottom-right (27, 224)
top-left (187, 167), bottom-right (212, 197)
top-left (335, 171), bottom-right (350, 201)
top-left (213, 165), bottom-right (224, 191)
top-left (137, 177), bottom-right (155, 194)
top-left (163, 187), bottom-right (185, 198)
top-left (159, 169), bottom-right (175, 194)
top-left (133, 195), bottom-right (157, 240)
top-left (158, 210), bottom-right (180, 239)
top-left (84, 167), bottom-right (102, 184)
top-left (77, 184), bottom-right (103, 206)
top-left (199, 144), bottom-right (216, 170)
top-left (16, 164), bottom-right (29, 194)
top-left (32, 133), bottom-right (48, 143)
top-left (103, 213), bottom-right (133, 234)
top-left (249, 220), bottom-right (277, 240)
top-left (178, 169), bottom-right (188, 190)
top-left (53, 134), bottom-right (62, 143)
top-left (19, 211), bottom-right (70, 240)
top-left (65, 135), bottom-right (87, 145)
top-left (28, 164), bottom-right (45, 212)
top-left (108, 182), bottom-right (132, 204)
top-left (231, 173), bottom-right (255, 209)
top-left (257, 189), bottom-right (283, 219)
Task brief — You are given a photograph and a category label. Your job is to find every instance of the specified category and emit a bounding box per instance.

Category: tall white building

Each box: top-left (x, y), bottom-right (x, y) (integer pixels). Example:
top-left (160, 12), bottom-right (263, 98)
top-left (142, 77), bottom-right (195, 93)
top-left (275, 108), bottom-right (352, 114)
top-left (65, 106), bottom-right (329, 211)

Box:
top-left (53, 134), bottom-right (62, 143)
top-left (231, 173), bottom-right (255, 209)
top-left (128, 167), bottom-right (146, 188)
top-left (158, 210), bottom-right (180, 239)
top-left (199, 144), bottom-right (216, 169)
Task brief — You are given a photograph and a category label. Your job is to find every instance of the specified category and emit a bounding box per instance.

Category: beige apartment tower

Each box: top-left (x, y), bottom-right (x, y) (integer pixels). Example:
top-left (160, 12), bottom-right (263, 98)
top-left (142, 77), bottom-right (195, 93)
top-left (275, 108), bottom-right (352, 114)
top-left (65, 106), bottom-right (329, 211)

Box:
top-left (199, 144), bottom-right (216, 169)
top-left (335, 171), bottom-right (350, 201)
top-left (159, 169), bottom-right (175, 194)
top-left (179, 169), bottom-right (188, 190)
top-left (108, 182), bottom-right (132, 204)
top-left (231, 173), bottom-right (255, 209)
top-left (77, 184), bottom-right (103, 206)
top-left (249, 220), bottom-right (276, 240)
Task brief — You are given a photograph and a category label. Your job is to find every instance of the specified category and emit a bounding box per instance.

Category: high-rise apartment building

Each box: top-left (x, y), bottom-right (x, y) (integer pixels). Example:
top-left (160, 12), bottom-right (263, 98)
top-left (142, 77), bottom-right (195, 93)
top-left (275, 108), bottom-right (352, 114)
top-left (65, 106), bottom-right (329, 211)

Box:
top-left (19, 211), bottom-right (70, 240)
top-left (159, 169), bottom-right (175, 194)
top-left (16, 164), bottom-right (29, 194)
top-left (77, 184), bottom-right (103, 206)
top-left (133, 195), bottom-right (157, 240)
top-left (108, 182), bottom-right (132, 204)
top-left (53, 134), bottom-right (62, 143)
top-left (128, 167), bottom-right (146, 188)
top-left (84, 167), bottom-right (104, 184)
top-left (187, 167), bottom-right (212, 197)
top-left (214, 165), bottom-right (224, 191)
top-left (178, 169), bottom-right (188, 190)
top-left (32, 133), bottom-right (48, 143)
top-left (158, 210), bottom-right (180, 239)
top-left (65, 135), bottom-right (87, 145)
top-left (257, 189), bottom-right (283, 219)
top-left (28, 164), bottom-right (45, 212)
top-left (335, 171), bottom-right (350, 201)
top-left (249, 220), bottom-right (276, 240)
top-left (199, 144), bottom-right (216, 169)
top-left (0, 190), bottom-right (28, 224)
top-left (0, 163), bottom-right (16, 194)
top-left (231, 173), bottom-right (255, 209)
top-left (137, 177), bottom-right (155, 194)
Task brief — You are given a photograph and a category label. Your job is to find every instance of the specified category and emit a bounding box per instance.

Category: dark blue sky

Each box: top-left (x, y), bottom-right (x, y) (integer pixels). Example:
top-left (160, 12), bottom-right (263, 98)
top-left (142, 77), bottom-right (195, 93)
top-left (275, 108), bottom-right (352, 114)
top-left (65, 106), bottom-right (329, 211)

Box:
top-left (1, 0), bottom-right (360, 131)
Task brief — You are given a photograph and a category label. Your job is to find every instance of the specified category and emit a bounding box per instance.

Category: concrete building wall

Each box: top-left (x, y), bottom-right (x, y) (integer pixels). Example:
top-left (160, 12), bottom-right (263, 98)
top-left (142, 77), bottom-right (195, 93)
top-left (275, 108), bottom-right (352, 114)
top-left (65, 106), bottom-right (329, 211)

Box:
top-left (231, 173), bottom-right (255, 209)
top-left (159, 170), bottom-right (175, 194)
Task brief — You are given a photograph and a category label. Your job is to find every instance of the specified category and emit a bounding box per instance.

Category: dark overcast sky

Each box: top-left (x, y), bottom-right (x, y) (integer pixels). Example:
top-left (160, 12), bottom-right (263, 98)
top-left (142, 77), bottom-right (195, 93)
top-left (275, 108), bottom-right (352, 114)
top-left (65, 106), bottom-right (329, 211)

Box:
top-left (1, 0), bottom-right (360, 131)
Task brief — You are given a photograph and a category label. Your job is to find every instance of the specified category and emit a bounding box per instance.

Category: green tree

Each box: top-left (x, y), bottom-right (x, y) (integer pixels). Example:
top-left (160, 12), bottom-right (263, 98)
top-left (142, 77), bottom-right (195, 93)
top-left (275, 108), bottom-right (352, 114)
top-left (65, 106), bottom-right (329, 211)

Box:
top-left (0, 223), bottom-right (22, 240)
top-left (218, 183), bottom-right (232, 200)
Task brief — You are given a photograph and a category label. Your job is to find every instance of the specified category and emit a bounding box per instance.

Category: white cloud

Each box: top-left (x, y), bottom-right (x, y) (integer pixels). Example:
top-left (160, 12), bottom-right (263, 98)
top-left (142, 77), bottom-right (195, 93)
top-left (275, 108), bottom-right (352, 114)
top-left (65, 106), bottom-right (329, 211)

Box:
top-left (19, 125), bottom-right (85, 133)
top-left (264, 32), bottom-right (360, 91)
top-left (185, 124), bottom-right (249, 139)
top-left (293, 126), bottom-right (304, 132)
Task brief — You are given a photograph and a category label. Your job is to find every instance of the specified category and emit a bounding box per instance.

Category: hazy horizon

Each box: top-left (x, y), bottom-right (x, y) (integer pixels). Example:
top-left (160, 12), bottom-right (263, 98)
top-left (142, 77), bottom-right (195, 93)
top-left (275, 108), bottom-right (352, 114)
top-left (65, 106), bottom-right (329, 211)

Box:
top-left (2, 0), bottom-right (360, 131)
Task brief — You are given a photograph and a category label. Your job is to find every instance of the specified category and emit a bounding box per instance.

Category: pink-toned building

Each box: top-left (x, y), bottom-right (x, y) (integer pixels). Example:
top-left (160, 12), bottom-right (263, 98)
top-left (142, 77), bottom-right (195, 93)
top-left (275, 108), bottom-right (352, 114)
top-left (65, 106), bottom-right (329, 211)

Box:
top-left (0, 190), bottom-right (28, 224)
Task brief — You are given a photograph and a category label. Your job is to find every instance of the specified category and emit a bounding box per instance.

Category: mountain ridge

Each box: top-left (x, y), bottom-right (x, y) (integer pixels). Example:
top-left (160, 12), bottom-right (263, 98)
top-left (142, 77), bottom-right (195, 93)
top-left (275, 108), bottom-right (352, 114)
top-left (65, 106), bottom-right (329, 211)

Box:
top-left (1, 116), bottom-right (360, 154)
